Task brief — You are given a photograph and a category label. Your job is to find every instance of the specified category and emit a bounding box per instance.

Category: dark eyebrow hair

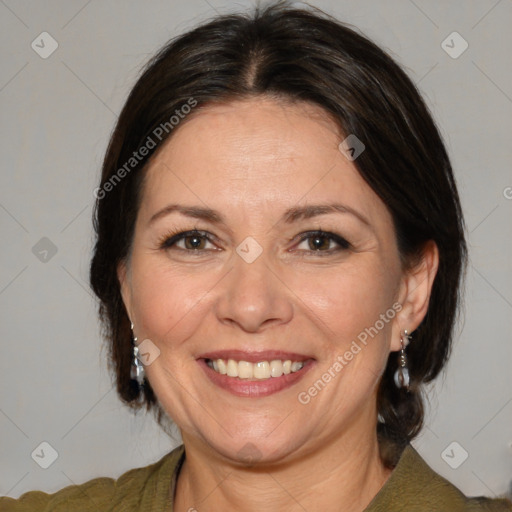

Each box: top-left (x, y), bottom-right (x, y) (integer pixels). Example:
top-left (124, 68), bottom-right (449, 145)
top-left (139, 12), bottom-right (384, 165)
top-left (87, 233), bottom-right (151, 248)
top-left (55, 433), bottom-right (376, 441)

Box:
top-left (283, 203), bottom-right (371, 226)
top-left (148, 204), bottom-right (224, 226)
top-left (148, 202), bottom-right (371, 228)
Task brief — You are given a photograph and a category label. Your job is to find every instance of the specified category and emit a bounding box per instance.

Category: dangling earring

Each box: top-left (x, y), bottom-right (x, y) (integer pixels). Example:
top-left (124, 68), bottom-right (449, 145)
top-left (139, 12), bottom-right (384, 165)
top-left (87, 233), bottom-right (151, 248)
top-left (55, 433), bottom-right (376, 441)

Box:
top-left (130, 322), bottom-right (145, 389)
top-left (394, 329), bottom-right (410, 391)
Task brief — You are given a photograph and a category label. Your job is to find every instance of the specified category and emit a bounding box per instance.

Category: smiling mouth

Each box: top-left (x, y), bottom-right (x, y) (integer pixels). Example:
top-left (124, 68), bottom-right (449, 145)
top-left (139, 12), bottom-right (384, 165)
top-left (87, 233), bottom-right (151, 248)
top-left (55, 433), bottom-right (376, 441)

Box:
top-left (205, 358), bottom-right (307, 380)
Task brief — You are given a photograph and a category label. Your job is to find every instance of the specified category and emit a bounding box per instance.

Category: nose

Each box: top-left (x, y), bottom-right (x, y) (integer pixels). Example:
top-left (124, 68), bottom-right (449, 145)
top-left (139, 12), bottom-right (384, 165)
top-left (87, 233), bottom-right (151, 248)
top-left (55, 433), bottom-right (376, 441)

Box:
top-left (214, 251), bottom-right (294, 333)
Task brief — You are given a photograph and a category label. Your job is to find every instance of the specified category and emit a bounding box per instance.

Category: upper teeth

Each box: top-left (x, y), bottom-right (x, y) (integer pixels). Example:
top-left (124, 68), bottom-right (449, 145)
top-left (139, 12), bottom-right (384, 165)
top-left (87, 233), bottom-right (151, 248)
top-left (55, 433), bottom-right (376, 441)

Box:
top-left (207, 359), bottom-right (305, 379)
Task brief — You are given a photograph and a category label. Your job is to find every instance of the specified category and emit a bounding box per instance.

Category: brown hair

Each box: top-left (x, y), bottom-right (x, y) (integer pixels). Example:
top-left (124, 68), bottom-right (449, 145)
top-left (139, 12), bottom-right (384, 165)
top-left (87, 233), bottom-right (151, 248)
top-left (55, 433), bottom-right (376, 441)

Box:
top-left (90, 2), bottom-right (467, 465)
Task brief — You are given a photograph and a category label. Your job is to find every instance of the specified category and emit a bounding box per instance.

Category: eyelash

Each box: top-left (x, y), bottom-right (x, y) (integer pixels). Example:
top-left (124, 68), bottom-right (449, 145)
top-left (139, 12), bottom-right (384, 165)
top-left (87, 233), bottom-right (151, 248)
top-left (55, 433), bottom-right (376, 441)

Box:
top-left (158, 229), bottom-right (217, 252)
top-left (157, 228), bottom-right (351, 255)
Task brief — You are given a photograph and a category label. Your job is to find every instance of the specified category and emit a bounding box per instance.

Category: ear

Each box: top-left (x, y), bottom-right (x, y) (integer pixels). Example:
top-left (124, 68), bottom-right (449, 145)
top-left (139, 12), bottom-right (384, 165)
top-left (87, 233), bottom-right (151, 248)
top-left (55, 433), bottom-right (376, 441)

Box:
top-left (390, 240), bottom-right (439, 351)
top-left (117, 259), bottom-right (133, 322)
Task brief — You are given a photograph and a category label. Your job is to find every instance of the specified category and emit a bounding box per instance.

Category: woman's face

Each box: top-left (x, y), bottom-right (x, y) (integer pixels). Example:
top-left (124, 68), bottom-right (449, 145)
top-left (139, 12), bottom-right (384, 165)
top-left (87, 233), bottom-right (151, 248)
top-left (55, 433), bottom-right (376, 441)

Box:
top-left (119, 98), bottom-right (425, 465)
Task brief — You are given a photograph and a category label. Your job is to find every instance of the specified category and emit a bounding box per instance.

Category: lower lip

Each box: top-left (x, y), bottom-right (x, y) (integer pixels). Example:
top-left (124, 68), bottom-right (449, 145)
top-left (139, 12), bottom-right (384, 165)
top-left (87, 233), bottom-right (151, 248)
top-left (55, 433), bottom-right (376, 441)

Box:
top-left (198, 359), bottom-right (315, 398)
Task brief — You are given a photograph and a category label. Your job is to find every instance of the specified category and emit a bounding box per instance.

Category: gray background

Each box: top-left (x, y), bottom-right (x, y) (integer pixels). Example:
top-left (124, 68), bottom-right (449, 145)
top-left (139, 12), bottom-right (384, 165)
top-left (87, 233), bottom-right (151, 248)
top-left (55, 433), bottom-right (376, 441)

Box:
top-left (1, 0), bottom-right (511, 500)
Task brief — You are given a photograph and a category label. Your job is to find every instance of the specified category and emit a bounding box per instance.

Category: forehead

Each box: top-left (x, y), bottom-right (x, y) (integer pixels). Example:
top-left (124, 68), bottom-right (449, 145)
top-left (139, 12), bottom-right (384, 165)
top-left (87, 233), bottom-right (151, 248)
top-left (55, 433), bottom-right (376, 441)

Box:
top-left (139, 98), bottom-right (389, 228)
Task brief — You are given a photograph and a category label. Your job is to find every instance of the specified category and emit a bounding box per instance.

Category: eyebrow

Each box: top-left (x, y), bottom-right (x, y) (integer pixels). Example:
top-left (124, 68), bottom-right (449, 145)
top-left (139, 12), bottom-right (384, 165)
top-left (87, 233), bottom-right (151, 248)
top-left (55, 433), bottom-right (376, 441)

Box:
top-left (148, 202), bottom-right (371, 228)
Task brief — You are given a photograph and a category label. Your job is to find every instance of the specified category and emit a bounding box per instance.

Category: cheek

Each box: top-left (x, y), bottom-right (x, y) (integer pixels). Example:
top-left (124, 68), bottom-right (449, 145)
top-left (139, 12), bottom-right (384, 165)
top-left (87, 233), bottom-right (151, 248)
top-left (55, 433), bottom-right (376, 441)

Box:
top-left (288, 260), bottom-right (400, 356)
top-left (130, 257), bottom-right (220, 343)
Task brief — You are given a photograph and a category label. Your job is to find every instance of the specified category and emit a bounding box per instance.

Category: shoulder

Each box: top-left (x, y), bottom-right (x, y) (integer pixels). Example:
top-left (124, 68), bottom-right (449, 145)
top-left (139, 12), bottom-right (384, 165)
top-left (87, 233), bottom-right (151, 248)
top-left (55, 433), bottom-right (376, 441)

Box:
top-left (0, 445), bottom-right (185, 512)
top-left (0, 477), bottom-right (116, 512)
top-left (366, 445), bottom-right (512, 512)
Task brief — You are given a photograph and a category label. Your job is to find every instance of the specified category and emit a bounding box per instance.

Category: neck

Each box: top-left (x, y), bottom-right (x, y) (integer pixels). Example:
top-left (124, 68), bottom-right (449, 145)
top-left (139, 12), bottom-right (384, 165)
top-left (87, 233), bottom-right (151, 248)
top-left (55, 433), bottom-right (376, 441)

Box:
top-left (174, 421), bottom-right (391, 512)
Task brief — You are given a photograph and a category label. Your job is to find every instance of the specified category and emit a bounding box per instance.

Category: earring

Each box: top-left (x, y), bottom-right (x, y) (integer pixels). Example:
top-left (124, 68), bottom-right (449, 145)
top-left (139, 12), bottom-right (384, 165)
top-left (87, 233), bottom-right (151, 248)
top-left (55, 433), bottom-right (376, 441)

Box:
top-left (394, 330), bottom-right (410, 391)
top-left (130, 322), bottom-right (145, 388)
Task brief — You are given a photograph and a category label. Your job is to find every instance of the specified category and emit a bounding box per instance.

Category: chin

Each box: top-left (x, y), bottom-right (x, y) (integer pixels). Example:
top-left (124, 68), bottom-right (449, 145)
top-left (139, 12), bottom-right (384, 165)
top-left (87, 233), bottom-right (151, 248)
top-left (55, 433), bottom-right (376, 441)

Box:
top-left (201, 428), bottom-right (307, 468)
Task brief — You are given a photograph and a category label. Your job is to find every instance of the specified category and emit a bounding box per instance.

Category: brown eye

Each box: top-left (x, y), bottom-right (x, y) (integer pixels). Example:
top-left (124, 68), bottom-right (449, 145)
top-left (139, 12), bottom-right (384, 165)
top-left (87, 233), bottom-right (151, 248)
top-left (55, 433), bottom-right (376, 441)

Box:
top-left (295, 230), bottom-right (350, 253)
top-left (307, 234), bottom-right (332, 251)
top-left (183, 234), bottom-right (207, 250)
top-left (160, 230), bottom-right (216, 252)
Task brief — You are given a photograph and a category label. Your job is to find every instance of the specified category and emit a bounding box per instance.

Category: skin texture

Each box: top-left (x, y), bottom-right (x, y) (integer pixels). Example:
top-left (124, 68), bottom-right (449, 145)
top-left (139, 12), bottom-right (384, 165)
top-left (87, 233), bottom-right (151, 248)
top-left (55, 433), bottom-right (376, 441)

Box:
top-left (118, 97), bottom-right (438, 511)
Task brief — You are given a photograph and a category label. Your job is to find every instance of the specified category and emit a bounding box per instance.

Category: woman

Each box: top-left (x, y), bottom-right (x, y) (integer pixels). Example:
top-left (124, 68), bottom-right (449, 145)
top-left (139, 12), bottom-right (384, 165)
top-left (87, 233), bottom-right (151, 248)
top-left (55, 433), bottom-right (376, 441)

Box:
top-left (2, 3), bottom-right (510, 511)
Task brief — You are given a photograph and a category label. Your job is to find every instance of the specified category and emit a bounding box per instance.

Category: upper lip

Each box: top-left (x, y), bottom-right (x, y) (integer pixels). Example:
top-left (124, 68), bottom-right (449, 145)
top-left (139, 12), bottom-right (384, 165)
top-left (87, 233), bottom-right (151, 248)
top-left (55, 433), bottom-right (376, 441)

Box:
top-left (198, 350), bottom-right (313, 363)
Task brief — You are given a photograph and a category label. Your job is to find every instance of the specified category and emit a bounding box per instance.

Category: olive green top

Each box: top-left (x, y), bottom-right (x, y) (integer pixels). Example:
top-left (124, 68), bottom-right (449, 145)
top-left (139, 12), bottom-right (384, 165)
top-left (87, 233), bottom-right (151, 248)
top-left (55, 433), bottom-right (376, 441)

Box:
top-left (1, 444), bottom-right (511, 511)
